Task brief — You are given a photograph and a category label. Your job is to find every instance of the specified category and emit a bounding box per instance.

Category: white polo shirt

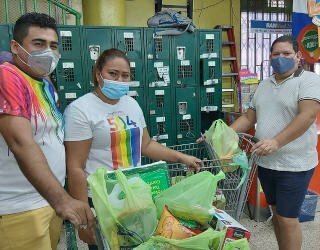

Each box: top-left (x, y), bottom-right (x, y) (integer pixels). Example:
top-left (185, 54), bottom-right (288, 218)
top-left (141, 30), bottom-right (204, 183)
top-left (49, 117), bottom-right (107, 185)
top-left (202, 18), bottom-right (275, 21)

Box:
top-left (250, 68), bottom-right (320, 171)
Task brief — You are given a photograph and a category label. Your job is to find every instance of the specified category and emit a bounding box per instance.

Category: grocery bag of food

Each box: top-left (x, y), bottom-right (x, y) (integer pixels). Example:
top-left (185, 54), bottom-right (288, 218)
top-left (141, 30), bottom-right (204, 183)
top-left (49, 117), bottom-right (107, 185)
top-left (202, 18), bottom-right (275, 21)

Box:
top-left (88, 168), bottom-right (157, 250)
top-left (155, 170), bottom-right (225, 225)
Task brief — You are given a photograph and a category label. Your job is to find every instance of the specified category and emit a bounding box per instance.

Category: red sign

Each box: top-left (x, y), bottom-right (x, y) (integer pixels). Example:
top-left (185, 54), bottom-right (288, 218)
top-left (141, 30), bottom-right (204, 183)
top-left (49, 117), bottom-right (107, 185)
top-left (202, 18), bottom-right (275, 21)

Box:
top-left (297, 23), bottom-right (320, 63)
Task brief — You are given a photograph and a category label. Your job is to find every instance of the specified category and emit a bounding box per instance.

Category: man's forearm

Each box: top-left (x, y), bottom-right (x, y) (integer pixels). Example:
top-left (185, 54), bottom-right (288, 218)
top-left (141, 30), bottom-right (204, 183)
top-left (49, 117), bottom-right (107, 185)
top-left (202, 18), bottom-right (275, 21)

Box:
top-left (230, 114), bottom-right (255, 133)
top-left (142, 139), bottom-right (181, 163)
top-left (11, 142), bottom-right (68, 209)
top-left (67, 167), bottom-right (90, 203)
top-left (273, 112), bottom-right (316, 148)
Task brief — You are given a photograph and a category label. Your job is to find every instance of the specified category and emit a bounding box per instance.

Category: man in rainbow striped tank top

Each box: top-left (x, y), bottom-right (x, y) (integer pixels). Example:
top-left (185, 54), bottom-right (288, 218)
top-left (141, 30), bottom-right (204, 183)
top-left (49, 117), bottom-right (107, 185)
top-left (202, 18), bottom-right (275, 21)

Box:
top-left (0, 13), bottom-right (94, 250)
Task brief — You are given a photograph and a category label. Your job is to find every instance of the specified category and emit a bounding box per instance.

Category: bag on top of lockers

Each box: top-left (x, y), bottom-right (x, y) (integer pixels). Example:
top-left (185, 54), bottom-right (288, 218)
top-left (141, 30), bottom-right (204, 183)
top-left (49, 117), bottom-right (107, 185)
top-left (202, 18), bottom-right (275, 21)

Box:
top-left (147, 9), bottom-right (196, 35)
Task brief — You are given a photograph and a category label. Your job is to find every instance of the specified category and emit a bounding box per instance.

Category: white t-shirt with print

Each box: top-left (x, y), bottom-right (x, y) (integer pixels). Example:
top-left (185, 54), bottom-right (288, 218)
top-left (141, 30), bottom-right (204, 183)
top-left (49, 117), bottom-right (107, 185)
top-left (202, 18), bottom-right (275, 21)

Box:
top-left (64, 93), bottom-right (146, 176)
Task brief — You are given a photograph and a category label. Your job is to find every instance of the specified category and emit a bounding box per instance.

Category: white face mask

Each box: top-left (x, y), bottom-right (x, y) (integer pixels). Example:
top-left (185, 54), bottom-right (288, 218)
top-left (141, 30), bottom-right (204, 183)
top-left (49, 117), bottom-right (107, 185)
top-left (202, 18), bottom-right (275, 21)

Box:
top-left (16, 42), bottom-right (60, 76)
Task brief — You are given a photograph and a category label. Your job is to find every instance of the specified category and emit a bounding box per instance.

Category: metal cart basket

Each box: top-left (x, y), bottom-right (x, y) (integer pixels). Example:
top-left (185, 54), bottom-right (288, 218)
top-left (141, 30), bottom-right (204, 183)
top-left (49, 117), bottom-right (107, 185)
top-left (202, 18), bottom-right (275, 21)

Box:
top-left (166, 133), bottom-right (258, 221)
top-left (65, 133), bottom-right (258, 250)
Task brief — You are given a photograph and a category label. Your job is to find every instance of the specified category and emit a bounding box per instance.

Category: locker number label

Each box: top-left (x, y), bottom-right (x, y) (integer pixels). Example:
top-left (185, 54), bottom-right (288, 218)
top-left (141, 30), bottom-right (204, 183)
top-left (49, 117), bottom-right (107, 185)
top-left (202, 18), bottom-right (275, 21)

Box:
top-left (208, 61), bottom-right (216, 66)
top-left (130, 62), bottom-right (136, 68)
top-left (205, 34), bottom-right (214, 39)
top-left (62, 62), bottom-right (74, 68)
top-left (156, 117), bottom-right (165, 122)
top-left (60, 31), bottom-right (72, 37)
top-left (124, 32), bottom-right (134, 38)
top-left (181, 60), bottom-right (190, 66)
top-left (155, 90), bottom-right (164, 95)
top-left (206, 87), bottom-right (215, 93)
top-left (65, 93), bottom-right (76, 99)
top-left (154, 62), bottom-right (164, 68)
top-left (182, 114), bottom-right (191, 120)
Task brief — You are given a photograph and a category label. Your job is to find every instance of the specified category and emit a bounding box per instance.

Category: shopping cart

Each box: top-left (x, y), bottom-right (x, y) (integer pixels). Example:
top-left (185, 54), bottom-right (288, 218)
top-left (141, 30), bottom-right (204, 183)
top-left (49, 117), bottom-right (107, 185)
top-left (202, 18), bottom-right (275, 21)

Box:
top-left (65, 133), bottom-right (258, 249)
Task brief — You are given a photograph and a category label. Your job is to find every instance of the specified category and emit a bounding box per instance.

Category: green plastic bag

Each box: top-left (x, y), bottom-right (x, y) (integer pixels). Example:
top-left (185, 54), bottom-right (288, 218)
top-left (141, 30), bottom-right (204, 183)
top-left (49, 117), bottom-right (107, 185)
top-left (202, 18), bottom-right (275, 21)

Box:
top-left (230, 151), bottom-right (249, 189)
top-left (205, 119), bottom-right (240, 160)
top-left (155, 171), bottom-right (225, 224)
top-left (134, 228), bottom-right (226, 250)
top-left (88, 168), bottom-right (157, 250)
top-left (223, 238), bottom-right (250, 250)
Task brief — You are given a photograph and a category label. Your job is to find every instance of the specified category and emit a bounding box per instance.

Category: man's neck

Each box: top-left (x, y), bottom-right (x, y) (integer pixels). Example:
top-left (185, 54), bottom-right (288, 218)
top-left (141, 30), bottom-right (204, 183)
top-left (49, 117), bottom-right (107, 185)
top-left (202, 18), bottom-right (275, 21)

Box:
top-left (274, 66), bottom-right (298, 84)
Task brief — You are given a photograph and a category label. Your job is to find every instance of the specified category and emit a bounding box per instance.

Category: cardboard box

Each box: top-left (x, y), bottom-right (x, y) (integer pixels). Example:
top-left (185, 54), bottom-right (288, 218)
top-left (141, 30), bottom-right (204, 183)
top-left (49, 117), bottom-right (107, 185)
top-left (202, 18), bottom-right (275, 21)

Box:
top-left (211, 208), bottom-right (251, 247)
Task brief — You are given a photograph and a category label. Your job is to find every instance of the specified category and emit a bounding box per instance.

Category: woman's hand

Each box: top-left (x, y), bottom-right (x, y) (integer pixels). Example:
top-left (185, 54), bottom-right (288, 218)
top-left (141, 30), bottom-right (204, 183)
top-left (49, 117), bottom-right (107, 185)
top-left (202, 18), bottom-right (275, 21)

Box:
top-left (180, 155), bottom-right (202, 171)
top-left (196, 133), bottom-right (206, 144)
top-left (78, 226), bottom-right (97, 245)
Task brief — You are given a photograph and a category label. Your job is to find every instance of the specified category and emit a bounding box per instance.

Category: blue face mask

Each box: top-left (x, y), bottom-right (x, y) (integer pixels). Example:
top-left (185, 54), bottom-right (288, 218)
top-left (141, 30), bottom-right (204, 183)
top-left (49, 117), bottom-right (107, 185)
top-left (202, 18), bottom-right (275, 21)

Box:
top-left (270, 57), bottom-right (295, 74)
top-left (100, 78), bottom-right (129, 100)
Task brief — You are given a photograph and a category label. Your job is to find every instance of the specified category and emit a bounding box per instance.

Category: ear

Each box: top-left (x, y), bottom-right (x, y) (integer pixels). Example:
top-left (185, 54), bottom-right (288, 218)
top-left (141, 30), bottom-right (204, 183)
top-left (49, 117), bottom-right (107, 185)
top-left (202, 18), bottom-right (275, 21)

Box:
top-left (95, 70), bottom-right (101, 82)
top-left (10, 40), bottom-right (19, 55)
top-left (296, 51), bottom-right (302, 63)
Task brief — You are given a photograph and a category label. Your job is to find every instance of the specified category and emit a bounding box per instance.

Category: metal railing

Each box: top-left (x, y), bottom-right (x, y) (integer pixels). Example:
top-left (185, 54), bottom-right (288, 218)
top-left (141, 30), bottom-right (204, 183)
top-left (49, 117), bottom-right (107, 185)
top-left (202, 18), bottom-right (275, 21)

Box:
top-left (2, 0), bottom-right (81, 25)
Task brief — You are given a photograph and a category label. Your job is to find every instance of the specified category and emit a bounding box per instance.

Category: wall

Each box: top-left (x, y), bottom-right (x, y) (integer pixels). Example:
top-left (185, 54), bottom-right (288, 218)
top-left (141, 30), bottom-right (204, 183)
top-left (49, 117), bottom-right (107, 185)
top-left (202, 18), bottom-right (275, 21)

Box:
top-left (123, 0), bottom-right (240, 63)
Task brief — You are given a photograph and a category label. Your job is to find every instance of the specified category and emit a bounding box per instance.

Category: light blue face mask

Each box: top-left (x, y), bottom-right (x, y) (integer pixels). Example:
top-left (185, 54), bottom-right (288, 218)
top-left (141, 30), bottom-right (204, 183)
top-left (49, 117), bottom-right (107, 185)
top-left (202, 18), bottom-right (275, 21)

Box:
top-left (100, 76), bottom-right (129, 100)
top-left (270, 57), bottom-right (295, 74)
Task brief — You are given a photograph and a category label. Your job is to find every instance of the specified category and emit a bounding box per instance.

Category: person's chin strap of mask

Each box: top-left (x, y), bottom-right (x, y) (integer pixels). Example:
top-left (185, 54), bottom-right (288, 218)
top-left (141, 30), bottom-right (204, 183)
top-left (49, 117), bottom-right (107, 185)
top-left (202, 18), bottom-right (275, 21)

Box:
top-left (14, 41), bottom-right (60, 77)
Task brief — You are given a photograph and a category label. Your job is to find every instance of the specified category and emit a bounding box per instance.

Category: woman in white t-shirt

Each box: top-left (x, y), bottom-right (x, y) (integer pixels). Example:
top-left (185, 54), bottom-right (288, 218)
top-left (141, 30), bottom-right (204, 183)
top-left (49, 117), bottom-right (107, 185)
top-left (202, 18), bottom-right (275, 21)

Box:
top-left (64, 48), bottom-right (201, 248)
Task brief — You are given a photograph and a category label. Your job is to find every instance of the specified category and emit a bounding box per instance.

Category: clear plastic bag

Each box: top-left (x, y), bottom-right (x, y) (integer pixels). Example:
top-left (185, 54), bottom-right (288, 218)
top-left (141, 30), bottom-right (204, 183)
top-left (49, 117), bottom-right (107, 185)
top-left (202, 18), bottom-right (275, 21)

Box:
top-left (155, 171), bottom-right (225, 225)
top-left (88, 168), bottom-right (157, 250)
top-left (205, 119), bottom-right (240, 160)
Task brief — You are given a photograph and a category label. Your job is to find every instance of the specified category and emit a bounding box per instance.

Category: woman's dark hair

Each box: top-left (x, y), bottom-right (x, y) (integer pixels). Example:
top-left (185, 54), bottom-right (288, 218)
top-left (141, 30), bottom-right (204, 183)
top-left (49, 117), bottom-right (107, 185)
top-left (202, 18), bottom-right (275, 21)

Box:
top-left (270, 35), bottom-right (299, 53)
top-left (13, 12), bottom-right (58, 44)
top-left (93, 48), bottom-right (130, 87)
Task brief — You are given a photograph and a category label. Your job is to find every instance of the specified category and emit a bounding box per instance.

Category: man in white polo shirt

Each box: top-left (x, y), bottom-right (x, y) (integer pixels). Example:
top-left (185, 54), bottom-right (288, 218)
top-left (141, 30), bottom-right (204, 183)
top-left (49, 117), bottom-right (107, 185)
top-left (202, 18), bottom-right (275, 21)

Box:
top-left (230, 35), bottom-right (320, 250)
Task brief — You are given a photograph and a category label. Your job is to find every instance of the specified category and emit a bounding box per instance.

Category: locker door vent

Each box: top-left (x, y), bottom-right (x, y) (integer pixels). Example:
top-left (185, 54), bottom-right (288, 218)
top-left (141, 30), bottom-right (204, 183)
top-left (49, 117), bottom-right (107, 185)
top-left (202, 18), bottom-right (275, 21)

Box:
top-left (178, 65), bottom-right (192, 78)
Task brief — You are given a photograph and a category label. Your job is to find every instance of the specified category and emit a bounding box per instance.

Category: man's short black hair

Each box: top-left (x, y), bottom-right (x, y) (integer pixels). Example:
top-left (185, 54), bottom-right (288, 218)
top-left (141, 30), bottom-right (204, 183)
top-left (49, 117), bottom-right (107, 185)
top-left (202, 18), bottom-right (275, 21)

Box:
top-left (13, 12), bottom-right (58, 44)
top-left (270, 35), bottom-right (299, 53)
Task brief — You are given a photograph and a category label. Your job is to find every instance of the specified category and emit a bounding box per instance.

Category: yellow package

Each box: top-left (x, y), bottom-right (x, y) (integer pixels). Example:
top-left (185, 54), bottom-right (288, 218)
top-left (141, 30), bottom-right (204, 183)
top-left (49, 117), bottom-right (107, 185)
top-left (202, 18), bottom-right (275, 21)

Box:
top-left (155, 206), bottom-right (196, 240)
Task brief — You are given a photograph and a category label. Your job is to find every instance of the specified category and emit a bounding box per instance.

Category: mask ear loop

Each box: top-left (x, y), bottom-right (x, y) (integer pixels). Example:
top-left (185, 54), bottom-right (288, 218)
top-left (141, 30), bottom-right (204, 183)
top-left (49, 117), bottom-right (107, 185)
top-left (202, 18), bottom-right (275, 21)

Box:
top-left (98, 73), bottom-right (105, 91)
top-left (13, 40), bottom-right (31, 66)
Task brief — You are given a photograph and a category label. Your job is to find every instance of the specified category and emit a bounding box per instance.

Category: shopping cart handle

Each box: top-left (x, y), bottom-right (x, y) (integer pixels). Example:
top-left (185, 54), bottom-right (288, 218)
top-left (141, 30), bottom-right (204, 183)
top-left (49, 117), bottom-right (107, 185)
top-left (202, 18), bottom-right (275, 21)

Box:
top-left (251, 136), bottom-right (259, 143)
top-left (237, 133), bottom-right (259, 143)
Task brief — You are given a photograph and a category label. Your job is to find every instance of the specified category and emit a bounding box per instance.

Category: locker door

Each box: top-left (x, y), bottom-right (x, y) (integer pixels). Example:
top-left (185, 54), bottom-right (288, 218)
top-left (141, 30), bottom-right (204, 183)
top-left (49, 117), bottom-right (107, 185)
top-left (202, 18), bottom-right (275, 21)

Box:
top-left (146, 60), bottom-right (171, 88)
top-left (175, 87), bottom-right (199, 144)
top-left (54, 26), bottom-right (85, 110)
top-left (145, 28), bottom-right (170, 60)
top-left (83, 27), bottom-right (113, 89)
top-left (149, 115), bottom-right (174, 146)
top-left (198, 30), bottom-right (221, 57)
top-left (172, 32), bottom-right (197, 87)
top-left (114, 28), bottom-right (143, 60)
top-left (0, 25), bottom-right (11, 51)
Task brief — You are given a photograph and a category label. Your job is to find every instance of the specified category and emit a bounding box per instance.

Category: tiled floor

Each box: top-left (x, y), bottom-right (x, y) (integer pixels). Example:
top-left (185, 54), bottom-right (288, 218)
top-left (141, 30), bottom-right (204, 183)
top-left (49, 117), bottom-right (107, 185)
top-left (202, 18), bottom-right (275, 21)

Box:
top-left (241, 212), bottom-right (320, 250)
top-left (58, 211), bottom-right (320, 250)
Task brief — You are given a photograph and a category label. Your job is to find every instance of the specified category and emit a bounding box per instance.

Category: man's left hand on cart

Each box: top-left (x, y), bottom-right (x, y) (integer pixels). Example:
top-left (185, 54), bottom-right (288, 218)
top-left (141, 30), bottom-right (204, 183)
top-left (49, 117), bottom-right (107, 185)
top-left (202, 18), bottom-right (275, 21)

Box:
top-left (251, 138), bottom-right (279, 156)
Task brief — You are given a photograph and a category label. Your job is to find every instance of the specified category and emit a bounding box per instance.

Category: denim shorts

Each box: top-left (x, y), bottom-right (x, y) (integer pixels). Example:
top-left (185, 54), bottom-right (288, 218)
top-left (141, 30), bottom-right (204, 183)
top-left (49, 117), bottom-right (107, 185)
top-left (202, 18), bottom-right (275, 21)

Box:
top-left (258, 166), bottom-right (314, 218)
